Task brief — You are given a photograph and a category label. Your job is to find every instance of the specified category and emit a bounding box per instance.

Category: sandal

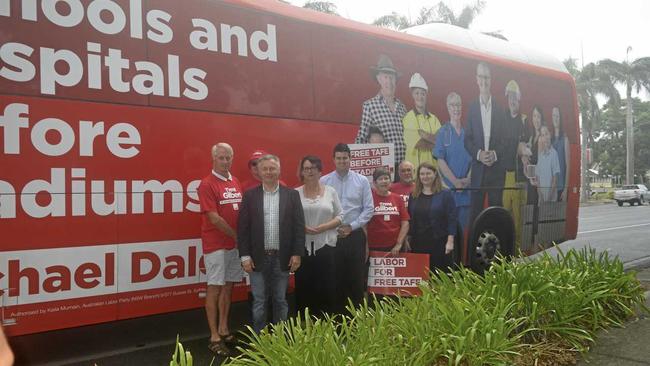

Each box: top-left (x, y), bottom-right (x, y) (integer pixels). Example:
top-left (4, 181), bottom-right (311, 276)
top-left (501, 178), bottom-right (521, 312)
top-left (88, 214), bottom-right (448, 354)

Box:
top-left (219, 333), bottom-right (237, 345)
top-left (208, 340), bottom-right (231, 356)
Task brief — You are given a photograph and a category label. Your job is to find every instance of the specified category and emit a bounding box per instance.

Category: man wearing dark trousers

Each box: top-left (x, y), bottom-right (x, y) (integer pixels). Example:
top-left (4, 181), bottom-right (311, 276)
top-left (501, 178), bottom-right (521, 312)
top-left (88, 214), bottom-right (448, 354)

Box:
top-left (321, 143), bottom-right (374, 313)
top-left (464, 62), bottom-right (507, 227)
top-left (238, 154), bottom-right (305, 333)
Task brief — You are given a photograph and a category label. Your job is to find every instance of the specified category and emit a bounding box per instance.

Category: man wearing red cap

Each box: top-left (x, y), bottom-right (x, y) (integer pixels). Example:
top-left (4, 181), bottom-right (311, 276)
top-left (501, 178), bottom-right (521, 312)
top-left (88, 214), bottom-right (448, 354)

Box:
top-left (241, 150), bottom-right (268, 192)
top-left (242, 149), bottom-right (287, 191)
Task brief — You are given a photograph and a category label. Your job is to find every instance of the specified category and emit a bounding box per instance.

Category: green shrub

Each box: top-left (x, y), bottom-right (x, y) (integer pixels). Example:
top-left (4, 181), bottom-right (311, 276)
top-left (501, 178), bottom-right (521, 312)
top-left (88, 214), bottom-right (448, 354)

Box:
top-left (170, 335), bottom-right (194, 366)
top-left (225, 247), bottom-right (647, 366)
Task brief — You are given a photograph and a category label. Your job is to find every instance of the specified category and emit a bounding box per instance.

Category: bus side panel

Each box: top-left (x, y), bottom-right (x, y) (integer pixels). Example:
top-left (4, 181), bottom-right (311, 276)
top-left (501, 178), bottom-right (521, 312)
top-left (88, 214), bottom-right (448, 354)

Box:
top-left (0, 0), bottom-right (581, 335)
top-left (145, 0), bottom-right (317, 120)
top-left (0, 0), bottom-right (149, 106)
top-left (0, 95), bottom-right (353, 336)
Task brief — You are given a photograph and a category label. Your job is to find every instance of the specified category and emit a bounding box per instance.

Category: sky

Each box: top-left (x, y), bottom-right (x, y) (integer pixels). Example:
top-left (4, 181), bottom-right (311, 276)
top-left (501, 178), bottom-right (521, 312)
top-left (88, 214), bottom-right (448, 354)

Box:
top-left (290, 0), bottom-right (650, 69)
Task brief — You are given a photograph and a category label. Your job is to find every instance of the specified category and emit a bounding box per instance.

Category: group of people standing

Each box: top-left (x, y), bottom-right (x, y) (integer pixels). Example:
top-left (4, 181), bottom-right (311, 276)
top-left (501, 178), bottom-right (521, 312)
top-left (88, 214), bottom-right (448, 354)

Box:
top-left (198, 144), bottom-right (302, 356)
top-left (364, 160), bottom-right (457, 273)
top-left (197, 141), bottom-right (459, 356)
top-left (356, 55), bottom-right (571, 248)
top-left (196, 55), bottom-right (572, 356)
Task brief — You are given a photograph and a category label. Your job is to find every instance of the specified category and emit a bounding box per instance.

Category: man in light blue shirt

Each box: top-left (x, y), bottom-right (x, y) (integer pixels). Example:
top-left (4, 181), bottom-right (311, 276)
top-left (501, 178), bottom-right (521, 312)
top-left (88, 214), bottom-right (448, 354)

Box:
top-left (321, 143), bottom-right (374, 312)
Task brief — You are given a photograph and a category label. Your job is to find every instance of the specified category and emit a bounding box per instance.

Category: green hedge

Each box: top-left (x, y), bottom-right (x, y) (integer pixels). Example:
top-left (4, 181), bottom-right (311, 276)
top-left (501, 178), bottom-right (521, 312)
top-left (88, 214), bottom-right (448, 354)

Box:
top-left (225, 248), bottom-right (647, 366)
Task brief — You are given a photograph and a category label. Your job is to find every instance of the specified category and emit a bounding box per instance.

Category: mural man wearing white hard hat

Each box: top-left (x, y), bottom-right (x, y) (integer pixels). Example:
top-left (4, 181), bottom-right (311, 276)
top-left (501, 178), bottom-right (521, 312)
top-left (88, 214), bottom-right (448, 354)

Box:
top-left (402, 72), bottom-right (441, 168)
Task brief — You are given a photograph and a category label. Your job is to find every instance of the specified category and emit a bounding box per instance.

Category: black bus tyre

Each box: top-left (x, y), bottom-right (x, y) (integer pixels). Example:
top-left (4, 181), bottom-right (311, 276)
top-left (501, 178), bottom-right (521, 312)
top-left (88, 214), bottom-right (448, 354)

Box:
top-left (468, 207), bottom-right (515, 274)
top-left (617, 200), bottom-right (623, 207)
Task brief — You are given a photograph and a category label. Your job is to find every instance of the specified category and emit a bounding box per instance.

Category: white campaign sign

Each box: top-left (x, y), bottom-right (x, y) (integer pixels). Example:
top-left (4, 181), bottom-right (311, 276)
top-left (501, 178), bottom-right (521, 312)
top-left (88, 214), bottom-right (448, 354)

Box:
top-left (348, 143), bottom-right (395, 181)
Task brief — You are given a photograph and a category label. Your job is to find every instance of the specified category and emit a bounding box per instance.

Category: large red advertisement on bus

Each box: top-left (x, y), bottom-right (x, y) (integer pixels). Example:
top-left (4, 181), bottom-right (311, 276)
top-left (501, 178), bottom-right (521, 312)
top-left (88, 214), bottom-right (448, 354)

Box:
top-left (0, 0), bottom-right (579, 335)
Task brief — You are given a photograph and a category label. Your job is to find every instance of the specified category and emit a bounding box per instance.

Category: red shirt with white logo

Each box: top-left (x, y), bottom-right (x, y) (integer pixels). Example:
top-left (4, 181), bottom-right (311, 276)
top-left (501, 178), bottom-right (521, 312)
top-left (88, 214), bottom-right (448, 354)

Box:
top-left (367, 190), bottom-right (410, 249)
top-left (390, 181), bottom-right (414, 207)
top-left (198, 171), bottom-right (242, 253)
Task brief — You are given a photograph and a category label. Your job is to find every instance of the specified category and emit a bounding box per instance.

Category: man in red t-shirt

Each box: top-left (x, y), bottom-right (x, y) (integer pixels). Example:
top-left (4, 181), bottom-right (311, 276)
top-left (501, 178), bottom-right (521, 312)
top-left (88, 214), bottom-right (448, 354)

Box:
top-left (390, 161), bottom-right (415, 206)
top-left (240, 149), bottom-right (267, 192)
top-left (197, 142), bottom-right (244, 356)
top-left (368, 168), bottom-right (410, 255)
top-left (241, 149), bottom-right (288, 191)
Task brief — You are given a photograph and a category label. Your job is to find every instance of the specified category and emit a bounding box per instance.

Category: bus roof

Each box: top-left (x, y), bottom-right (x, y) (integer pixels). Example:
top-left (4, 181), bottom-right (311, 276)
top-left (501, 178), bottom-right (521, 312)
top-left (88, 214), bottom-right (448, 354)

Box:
top-left (403, 23), bottom-right (568, 74)
top-left (229, 0), bottom-right (572, 81)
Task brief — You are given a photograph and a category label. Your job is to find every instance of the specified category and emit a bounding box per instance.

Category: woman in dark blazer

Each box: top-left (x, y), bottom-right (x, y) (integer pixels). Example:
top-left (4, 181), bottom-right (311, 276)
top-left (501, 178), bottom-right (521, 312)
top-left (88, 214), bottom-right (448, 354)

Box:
top-left (408, 162), bottom-right (458, 273)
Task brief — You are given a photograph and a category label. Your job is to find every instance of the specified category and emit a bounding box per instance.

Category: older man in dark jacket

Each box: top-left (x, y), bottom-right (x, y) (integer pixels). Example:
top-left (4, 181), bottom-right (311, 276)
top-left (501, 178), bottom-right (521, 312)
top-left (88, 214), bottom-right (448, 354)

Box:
top-left (238, 154), bottom-right (305, 333)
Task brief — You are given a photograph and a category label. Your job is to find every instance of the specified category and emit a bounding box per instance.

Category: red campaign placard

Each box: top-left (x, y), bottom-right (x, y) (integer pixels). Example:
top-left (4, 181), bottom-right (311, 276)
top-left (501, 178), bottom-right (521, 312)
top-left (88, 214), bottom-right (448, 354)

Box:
top-left (367, 251), bottom-right (430, 297)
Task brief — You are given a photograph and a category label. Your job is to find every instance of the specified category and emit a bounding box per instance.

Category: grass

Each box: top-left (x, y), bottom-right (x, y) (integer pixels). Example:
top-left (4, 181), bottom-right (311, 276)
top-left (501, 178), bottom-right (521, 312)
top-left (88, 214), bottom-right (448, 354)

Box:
top-left (211, 247), bottom-right (647, 365)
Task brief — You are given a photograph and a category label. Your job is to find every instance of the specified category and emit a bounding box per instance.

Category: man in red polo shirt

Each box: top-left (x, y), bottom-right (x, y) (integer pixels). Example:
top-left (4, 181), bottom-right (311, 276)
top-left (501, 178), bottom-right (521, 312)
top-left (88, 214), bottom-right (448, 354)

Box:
top-left (390, 161), bottom-right (415, 206)
top-left (198, 142), bottom-right (244, 356)
top-left (241, 149), bottom-right (267, 192)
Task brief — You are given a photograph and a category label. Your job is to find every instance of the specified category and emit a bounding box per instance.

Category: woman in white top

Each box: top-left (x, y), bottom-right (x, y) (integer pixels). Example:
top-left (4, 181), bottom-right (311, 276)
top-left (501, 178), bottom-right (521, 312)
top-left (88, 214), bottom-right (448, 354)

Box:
top-left (295, 155), bottom-right (343, 316)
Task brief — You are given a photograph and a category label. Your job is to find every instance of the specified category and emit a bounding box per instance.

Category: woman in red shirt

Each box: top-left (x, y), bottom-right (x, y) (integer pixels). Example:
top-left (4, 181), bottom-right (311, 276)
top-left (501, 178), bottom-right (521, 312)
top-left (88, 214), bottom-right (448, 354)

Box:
top-left (367, 168), bottom-right (410, 255)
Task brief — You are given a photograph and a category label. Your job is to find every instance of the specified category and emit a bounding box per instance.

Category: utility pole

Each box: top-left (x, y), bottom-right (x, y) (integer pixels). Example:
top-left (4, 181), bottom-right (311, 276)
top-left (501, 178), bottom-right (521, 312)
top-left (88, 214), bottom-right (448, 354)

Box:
top-left (579, 41), bottom-right (589, 202)
top-left (625, 46), bottom-right (634, 184)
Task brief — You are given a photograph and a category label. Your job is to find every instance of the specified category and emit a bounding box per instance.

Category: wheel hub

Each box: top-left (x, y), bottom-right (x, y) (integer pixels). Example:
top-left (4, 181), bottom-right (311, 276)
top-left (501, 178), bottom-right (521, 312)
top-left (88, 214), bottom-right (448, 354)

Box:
top-left (475, 231), bottom-right (500, 265)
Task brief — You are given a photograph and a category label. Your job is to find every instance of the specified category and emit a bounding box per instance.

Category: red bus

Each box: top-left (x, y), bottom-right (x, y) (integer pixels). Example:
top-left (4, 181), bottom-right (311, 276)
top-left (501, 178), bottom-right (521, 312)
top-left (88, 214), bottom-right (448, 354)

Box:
top-left (0, 0), bottom-right (579, 336)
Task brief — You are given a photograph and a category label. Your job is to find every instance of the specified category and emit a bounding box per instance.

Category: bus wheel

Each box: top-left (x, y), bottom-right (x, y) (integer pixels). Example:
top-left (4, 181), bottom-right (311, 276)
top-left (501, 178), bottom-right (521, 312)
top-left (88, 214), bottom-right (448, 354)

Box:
top-left (469, 207), bottom-right (515, 274)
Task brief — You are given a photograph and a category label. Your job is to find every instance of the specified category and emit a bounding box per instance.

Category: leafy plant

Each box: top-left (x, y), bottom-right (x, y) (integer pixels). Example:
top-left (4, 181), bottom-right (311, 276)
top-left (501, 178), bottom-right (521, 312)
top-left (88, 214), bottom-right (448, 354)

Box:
top-left (170, 335), bottom-right (194, 366)
top-left (224, 247), bottom-right (647, 366)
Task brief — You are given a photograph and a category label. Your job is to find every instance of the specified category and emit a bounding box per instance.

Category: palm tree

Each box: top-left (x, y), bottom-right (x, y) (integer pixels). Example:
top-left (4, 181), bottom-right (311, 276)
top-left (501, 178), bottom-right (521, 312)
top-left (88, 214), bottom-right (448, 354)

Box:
top-left (372, 1), bottom-right (506, 40)
top-left (302, 1), bottom-right (339, 16)
top-left (373, 12), bottom-right (411, 30)
top-left (563, 58), bottom-right (619, 201)
top-left (424, 1), bottom-right (485, 28)
top-left (373, 1), bottom-right (485, 30)
top-left (597, 49), bottom-right (650, 184)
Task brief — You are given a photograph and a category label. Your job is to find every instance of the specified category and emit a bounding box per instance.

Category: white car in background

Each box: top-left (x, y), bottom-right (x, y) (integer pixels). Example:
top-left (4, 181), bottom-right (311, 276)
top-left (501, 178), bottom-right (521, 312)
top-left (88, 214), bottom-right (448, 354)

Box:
top-left (614, 184), bottom-right (648, 206)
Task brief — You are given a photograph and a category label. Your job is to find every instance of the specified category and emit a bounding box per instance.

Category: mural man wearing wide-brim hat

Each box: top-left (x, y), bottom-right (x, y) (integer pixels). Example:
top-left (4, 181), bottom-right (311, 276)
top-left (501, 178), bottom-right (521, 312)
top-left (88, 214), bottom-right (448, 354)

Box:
top-left (355, 54), bottom-right (407, 165)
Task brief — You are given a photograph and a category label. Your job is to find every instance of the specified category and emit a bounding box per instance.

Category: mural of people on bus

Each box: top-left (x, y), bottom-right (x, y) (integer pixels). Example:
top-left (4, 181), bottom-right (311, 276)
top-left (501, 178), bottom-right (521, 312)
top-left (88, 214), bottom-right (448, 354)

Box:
top-left (402, 73), bottom-right (441, 168)
top-left (464, 62), bottom-right (507, 226)
top-left (525, 106), bottom-right (544, 205)
top-left (533, 125), bottom-right (561, 202)
top-left (353, 55), bottom-right (571, 252)
top-left (356, 54), bottom-right (407, 164)
top-left (433, 92), bottom-right (471, 232)
top-left (551, 106), bottom-right (570, 202)
top-left (503, 80), bottom-right (528, 248)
